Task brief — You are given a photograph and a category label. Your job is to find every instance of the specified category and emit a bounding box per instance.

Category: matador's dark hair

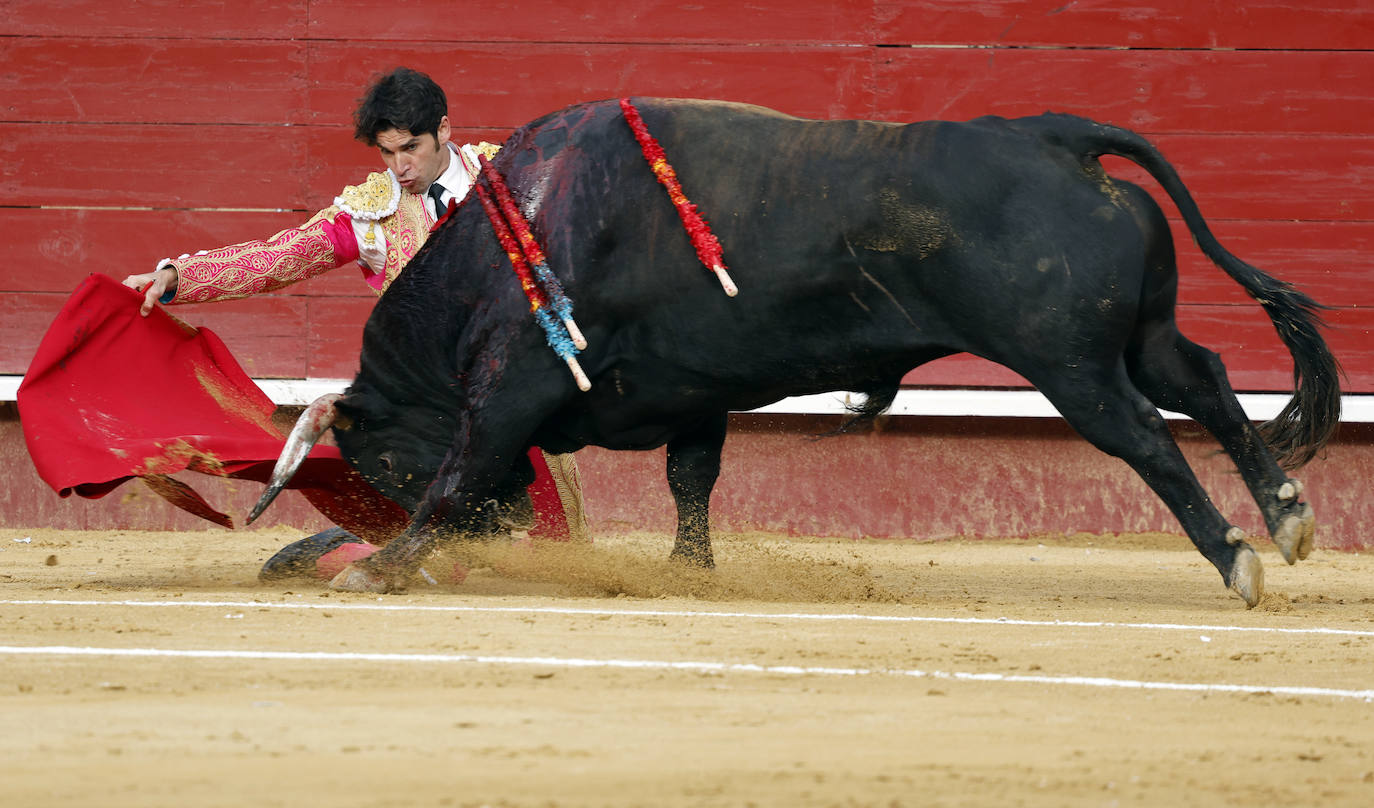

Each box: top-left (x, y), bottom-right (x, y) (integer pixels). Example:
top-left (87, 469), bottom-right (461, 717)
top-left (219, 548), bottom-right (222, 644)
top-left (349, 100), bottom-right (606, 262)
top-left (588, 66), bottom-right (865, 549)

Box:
top-left (353, 67), bottom-right (448, 146)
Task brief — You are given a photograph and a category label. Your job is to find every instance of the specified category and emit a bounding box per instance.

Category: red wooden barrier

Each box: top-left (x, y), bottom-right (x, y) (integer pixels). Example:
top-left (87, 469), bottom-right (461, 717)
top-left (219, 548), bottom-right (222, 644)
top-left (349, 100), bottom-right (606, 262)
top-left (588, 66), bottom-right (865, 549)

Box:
top-left (4, 0), bottom-right (1371, 393)
top-left (875, 0), bottom-right (1374, 50)
top-left (875, 49), bottom-right (1372, 135)
top-left (9, 1), bottom-right (1369, 50)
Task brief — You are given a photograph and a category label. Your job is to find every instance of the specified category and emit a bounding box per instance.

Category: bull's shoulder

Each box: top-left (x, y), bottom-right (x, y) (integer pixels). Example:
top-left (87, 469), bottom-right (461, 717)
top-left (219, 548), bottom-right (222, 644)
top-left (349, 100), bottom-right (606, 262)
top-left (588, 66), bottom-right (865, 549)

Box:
top-left (334, 171), bottom-right (401, 222)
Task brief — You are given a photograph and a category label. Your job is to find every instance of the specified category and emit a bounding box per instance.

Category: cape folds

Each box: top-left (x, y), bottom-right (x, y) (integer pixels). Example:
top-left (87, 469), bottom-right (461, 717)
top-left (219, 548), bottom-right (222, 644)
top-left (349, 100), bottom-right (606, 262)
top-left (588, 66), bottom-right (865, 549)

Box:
top-left (18, 274), bottom-right (574, 543)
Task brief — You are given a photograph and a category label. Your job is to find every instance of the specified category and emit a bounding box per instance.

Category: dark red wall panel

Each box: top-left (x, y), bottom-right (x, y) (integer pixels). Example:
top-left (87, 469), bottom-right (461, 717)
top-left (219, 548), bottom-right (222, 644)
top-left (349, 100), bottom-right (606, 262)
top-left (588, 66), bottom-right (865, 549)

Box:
top-left (2, 0), bottom-right (308, 38)
top-left (4, 209), bottom-right (309, 293)
top-left (875, 49), bottom-right (1372, 135)
top-left (303, 0), bottom-right (879, 44)
top-left (1101, 137), bottom-right (1374, 223)
top-left (1176, 305), bottom-right (1373, 394)
top-left (901, 305), bottom-right (1372, 394)
top-left (1, 39), bottom-right (310, 125)
top-left (1171, 220), bottom-right (1374, 308)
top-left (303, 42), bottom-right (877, 129)
top-left (161, 297), bottom-right (313, 378)
top-left (875, 0), bottom-right (1374, 50)
top-left (305, 297), bottom-right (377, 379)
top-left (0, 123), bottom-right (317, 209)
top-left (9, 1), bottom-right (1369, 50)
top-left (1, 294), bottom-right (67, 375)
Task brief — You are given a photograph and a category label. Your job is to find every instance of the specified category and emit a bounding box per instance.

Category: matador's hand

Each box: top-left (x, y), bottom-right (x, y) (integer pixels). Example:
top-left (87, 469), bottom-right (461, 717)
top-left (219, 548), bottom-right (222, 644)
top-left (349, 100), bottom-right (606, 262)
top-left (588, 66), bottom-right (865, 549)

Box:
top-left (121, 265), bottom-right (177, 317)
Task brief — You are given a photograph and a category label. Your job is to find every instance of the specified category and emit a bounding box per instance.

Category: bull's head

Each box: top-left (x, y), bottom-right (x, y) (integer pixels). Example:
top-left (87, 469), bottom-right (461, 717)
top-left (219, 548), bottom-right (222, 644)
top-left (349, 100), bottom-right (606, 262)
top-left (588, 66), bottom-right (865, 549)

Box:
top-left (330, 390), bottom-right (455, 513)
top-left (248, 391), bottom-right (533, 536)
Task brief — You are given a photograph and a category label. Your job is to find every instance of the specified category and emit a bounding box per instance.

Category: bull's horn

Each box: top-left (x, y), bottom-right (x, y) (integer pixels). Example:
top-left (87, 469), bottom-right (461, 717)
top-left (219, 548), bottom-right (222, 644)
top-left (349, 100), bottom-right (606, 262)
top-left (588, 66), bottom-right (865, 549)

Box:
top-left (246, 393), bottom-right (342, 524)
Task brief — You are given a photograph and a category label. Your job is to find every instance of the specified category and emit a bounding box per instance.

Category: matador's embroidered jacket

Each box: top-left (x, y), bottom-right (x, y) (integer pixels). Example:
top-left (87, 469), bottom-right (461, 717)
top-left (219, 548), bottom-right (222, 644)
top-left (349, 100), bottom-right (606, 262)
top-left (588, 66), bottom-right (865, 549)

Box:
top-left (153, 139), bottom-right (588, 541)
top-left (162, 142), bottom-right (500, 304)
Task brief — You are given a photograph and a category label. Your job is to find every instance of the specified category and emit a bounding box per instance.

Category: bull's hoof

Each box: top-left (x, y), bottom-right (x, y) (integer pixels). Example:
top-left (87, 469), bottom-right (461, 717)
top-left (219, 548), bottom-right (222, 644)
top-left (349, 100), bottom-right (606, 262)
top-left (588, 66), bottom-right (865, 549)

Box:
top-left (1227, 544), bottom-right (1265, 608)
top-left (329, 564), bottom-right (391, 593)
top-left (1272, 503), bottom-right (1316, 565)
top-left (1296, 503), bottom-right (1316, 561)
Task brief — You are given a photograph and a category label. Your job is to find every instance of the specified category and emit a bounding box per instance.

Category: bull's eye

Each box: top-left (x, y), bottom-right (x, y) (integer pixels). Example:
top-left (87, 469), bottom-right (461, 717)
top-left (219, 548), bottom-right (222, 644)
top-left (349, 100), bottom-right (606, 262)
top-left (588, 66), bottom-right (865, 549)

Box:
top-left (377, 451), bottom-right (396, 475)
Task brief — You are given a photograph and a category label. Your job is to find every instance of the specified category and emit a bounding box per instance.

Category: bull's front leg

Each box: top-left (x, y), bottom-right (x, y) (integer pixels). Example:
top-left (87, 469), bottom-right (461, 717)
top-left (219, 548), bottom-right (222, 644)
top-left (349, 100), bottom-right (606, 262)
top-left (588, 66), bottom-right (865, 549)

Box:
top-left (665, 412), bottom-right (728, 567)
top-left (332, 431), bottom-right (495, 593)
top-left (330, 524), bottom-right (444, 593)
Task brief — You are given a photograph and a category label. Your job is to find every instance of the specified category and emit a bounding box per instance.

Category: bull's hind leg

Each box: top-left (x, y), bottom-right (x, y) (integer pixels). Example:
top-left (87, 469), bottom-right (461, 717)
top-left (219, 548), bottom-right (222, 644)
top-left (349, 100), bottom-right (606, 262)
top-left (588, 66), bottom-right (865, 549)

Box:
top-left (665, 413), bottom-right (728, 567)
top-left (1127, 324), bottom-right (1316, 563)
top-left (1030, 366), bottom-right (1265, 606)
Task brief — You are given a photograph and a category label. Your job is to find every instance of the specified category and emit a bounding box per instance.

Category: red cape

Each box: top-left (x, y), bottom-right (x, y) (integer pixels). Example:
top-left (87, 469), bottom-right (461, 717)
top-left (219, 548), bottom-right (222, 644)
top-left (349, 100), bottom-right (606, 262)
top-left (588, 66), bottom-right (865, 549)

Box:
top-left (19, 274), bottom-right (572, 543)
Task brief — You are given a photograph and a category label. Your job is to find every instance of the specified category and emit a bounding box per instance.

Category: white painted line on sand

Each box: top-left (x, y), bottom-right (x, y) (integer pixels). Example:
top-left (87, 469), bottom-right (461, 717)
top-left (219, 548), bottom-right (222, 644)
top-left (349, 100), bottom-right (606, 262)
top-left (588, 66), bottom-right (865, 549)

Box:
top-left (2, 644), bottom-right (1371, 702)
top-left (5, 598), bottom-right (1374, 638)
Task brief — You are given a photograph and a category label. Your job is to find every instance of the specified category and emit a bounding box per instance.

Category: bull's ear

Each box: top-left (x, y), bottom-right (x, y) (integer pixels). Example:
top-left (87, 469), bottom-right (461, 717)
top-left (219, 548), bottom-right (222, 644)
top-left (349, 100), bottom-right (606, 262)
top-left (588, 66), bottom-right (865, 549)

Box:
top-left (334, 410), bottom-right (355, 431)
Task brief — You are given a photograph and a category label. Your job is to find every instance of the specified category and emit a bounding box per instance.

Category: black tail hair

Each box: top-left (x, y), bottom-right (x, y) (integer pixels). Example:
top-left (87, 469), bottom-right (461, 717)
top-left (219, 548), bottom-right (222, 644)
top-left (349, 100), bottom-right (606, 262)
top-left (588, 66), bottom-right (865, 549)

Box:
top-left (818, 384), bottom-right (900, 438)
top-left (1056, 116), bottom-right (1342, 468)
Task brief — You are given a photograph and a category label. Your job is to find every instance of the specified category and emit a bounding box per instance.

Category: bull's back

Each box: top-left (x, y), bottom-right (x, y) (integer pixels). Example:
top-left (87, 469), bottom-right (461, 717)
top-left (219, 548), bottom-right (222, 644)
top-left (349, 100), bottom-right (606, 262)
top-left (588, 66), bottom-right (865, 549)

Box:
top-left (498, 100), bottom-right (1155, 406)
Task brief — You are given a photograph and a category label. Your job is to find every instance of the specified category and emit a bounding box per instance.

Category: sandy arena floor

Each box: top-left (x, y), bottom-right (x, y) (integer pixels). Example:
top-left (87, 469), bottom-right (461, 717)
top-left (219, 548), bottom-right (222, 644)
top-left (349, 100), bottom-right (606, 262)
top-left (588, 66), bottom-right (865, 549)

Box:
top-left (2, 526), bottom-right (1373, 807)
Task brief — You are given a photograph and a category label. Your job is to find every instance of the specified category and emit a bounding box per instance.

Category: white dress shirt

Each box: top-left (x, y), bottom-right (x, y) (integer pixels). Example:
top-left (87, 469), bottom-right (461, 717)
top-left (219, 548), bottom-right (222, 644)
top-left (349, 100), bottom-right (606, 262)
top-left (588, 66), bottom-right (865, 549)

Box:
top-left (353, 141), bottom-right (477, 274)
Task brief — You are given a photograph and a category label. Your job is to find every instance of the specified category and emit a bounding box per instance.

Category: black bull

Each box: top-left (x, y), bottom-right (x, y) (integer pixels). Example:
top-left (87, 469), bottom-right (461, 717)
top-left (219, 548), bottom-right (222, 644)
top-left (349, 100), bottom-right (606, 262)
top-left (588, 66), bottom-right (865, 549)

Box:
top-left (254, 98), bottom-right (1340, 607)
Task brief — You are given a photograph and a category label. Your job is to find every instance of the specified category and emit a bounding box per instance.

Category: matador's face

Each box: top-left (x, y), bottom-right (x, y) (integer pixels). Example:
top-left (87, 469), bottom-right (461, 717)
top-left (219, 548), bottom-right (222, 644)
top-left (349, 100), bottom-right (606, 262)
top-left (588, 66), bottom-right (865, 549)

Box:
top-left (375, 115), bottom-right (452, 195)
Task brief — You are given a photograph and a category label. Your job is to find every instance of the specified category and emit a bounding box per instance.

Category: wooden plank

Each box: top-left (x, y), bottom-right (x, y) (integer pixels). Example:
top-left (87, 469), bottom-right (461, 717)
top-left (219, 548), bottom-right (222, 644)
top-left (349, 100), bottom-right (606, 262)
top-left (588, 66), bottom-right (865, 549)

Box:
top-left (1, 209), bottom-right (321, 294)
top-left (1, 293), bottom-right (68, 375)
top-left (875, 0), bottom-right (1374, 50)
top-left (1, 0), bottom-right (308, 38)
top-left (18, 0), bottom-right (1362, 51)
top-left (305, 297), bottom-right (378, 379)
top-left (9, 126), bottom-right (1369, 225)
top-left (1, 293), bottom-right (309, 378)
top-left (1101, 137), bottom-right (1374, 222)
top-left (1176, 304), bottom-right (1373, 394)
top-left (7, 124), bottom-right (1369, 224)
top-left (160, 297), bottom-right (312, 378)
top-left (3, 290), bottom-right (364, 380)
top-left (304, 42), bottom-right (878, 129)
top-left (4, 293), bottom-right (310, 378)
top-left (304, 0), bottom-right (878, 44)
top-left (1, 121), bottom-right (490, 215)
top-left (1170, 220), bottom-right (1374, 307)
top-left (901, 305), bottom-right (1374, 394)
top-left (0, 123), bottom-right (318, 209)
top-left (874, 48), bottom-right (1374, 136)
top-left (9, 0), bottom-right (1371, 52)
top-left (901, 356), bottom-right (1031, 389)
top-left (1, 38), bottom-right (309, 125)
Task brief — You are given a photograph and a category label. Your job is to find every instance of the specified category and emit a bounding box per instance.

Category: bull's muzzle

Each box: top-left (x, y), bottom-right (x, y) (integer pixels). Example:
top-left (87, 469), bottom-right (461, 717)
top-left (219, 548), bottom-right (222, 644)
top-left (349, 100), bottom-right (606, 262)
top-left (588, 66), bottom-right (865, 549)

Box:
top-left (246, 392), bottom-right (341, 524)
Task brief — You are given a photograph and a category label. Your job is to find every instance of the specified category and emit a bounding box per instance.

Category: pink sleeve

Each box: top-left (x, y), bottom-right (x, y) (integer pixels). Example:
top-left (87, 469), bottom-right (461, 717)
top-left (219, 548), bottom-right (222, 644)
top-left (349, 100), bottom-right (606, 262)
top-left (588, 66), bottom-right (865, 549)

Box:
top-left (169, 210), bottom-right (356, 304)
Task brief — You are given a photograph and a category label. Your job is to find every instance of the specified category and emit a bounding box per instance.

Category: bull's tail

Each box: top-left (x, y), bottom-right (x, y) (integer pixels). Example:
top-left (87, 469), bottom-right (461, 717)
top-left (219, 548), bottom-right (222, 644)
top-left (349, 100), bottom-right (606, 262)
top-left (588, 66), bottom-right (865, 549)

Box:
top-left (1060, 117), bottom-right (1342, 469)
top-left (814, 383), bottom-right (899, 439)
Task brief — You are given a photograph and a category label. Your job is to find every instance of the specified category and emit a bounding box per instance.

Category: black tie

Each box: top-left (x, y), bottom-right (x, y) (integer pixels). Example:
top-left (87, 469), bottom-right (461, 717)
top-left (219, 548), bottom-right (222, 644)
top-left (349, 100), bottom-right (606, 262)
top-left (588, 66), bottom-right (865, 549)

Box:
top-left (427, 182), bottom-right (447, 219)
